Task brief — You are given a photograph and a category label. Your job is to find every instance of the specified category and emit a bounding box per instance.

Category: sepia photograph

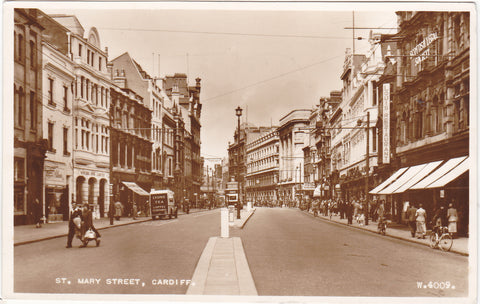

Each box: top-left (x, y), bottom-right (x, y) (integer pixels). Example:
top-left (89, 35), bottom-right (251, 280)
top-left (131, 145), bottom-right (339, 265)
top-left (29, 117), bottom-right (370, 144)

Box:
top-left (3, 1), bottom-right (476, 304)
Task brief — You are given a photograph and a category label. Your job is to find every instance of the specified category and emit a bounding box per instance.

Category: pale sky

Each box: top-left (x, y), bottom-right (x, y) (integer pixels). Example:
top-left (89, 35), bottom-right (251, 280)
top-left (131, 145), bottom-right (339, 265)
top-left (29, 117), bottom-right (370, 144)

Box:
top-left (39, 3), bottom-right (398, 164)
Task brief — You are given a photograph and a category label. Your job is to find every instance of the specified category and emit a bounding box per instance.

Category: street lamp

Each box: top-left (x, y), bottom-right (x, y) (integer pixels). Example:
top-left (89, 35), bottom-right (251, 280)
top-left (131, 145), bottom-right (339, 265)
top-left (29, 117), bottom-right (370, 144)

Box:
top-left (235, 106), bottom-right (243, 219)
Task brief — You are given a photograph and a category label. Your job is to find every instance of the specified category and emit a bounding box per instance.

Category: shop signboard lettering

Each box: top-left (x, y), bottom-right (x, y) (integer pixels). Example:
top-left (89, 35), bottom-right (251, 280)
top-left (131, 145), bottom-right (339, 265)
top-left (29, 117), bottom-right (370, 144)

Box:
top-left (382, 83), bottom-right (390, 164)
top-left (410, 32), bottom-right (438, 66)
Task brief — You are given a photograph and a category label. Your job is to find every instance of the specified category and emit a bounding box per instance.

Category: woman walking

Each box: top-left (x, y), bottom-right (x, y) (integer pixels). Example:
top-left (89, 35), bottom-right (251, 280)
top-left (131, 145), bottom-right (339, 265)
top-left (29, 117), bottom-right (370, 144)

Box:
top-left (447, 202), bottom-right (458, 238)
top-left (415, 204), bottom-right (427, 239)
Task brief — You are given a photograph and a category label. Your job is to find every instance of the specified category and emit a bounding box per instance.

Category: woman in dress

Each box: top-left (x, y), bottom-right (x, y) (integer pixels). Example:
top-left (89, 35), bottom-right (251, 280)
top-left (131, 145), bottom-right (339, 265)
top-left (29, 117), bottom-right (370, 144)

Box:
top-left (415, 203), bottom-right (427, 239)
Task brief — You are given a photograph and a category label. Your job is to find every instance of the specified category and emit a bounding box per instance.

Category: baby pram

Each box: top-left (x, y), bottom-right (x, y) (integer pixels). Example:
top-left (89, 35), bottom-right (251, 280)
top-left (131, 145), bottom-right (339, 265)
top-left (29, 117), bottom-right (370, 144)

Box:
top-left (73, 216), bottom-right (100, 247)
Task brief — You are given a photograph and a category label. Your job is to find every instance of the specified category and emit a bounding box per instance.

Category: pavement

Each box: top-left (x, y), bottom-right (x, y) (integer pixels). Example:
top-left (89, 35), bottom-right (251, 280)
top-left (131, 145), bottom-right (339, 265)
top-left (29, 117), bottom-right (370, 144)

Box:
top-left (303, 208), bottom-right (469, 256)
top-left (13, 208), bottom-right (211, 246)
top-left (187, 208), bottom-right (257, 295)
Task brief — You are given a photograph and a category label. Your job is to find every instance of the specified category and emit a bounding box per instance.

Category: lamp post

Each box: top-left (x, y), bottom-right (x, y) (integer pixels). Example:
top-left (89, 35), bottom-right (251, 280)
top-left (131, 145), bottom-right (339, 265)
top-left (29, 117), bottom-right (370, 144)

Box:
top-left (235, 106), bottom-right (243, 219)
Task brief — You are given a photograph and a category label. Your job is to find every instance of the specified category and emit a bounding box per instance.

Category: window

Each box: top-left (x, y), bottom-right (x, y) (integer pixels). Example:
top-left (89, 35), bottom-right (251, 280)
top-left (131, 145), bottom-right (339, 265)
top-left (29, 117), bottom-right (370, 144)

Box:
top-left (30, 40), bottom-right (35, 68)
top-left (81, 77), bottom-right (84, 98)
top-left (48, 78), bottom-right (55, 106)
top-left (87, 50), bottom-right (90, 64)
top-left (169, 158), bottom-right (172, 176)
top-left (91, 52), bottom-right (95, 66)
top-left (372, 127), bottom-right (377, 152)
top-left (63, 127), bottom-right (69, 155)
top-left (86, 79), bottom-right (90, 101)
top-left (18, 87), bottom-right (24, 127)
top-left (86, 131), bottom-right (90, 150)
top-left (30, 92), bottom-right (36, 130)
top-left (98, 57), bottom-right (102, 71)
top-left (78, 44), bottom-right (82, 57)
top-left (63, 86), bottom-right (69, 112)
top-left (18, 34), bottom-right (23, 62)
top-left (48, 122), bottom-right (54, 151)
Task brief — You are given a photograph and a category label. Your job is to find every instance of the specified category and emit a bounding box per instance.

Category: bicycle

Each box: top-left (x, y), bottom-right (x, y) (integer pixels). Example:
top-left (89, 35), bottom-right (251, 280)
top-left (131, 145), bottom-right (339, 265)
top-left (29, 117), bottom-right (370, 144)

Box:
top-left (429, 226), bottom-right (453, 251)
top-left (377, 219), bottom-right (387, 235)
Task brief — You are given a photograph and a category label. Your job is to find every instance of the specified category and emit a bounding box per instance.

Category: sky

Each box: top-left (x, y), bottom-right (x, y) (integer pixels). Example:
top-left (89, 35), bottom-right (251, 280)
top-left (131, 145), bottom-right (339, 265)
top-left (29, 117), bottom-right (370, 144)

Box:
top-left (39, 3), bottom-right (399, 165)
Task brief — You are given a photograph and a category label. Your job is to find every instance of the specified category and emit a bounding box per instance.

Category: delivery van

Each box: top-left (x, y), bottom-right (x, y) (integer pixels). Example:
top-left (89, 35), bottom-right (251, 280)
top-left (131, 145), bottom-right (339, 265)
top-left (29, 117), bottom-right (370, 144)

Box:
top-left (150, 189), bottom-right (177, 220)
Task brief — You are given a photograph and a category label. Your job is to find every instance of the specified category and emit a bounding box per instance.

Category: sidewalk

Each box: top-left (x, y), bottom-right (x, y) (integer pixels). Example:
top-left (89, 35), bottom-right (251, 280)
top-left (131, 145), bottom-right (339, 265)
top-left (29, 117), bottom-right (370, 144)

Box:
top-left (305, 210), bottom-right (469, 256)
top-left (187, 208), bottom-right (257, 295)
top-left (14, 208), bottom-right (210, 246)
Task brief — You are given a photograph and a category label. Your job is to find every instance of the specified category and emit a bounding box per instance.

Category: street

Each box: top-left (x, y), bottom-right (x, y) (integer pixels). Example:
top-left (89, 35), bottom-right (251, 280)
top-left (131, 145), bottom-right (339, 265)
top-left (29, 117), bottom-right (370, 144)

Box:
top-left (231, 207), bottom-right (468, 297)
top-left (14, 207), bottom-right (468, 297)
top-left (14, 210), bottom-right (220, 294)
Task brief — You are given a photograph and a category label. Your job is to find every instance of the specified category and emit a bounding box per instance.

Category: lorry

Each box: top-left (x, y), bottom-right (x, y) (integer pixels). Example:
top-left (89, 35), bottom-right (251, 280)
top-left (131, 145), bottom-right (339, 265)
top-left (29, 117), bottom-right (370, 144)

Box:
top-left (150, 189), bottom-right (177, 220)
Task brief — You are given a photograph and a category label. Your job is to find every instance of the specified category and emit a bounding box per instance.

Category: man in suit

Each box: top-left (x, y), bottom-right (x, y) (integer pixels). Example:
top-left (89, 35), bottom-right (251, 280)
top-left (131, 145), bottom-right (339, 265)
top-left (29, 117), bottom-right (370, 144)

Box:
top-left (66, 202), bottom-right (82, 248)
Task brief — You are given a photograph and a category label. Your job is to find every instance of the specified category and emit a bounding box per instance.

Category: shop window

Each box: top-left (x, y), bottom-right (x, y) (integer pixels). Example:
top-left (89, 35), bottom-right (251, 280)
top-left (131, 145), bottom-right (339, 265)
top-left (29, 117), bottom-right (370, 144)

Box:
top-left (14, 157), bottom-right (25, 181)
top-left (14, 185), bottom-right (25, 214)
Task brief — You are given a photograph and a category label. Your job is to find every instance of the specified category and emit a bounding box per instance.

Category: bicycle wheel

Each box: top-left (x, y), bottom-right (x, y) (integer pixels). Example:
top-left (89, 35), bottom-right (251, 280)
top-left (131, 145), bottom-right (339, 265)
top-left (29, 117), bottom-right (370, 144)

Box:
top-left (429, 233), bottom-right (437, 248)
top-left (438, 234), bottom-right (453, 251)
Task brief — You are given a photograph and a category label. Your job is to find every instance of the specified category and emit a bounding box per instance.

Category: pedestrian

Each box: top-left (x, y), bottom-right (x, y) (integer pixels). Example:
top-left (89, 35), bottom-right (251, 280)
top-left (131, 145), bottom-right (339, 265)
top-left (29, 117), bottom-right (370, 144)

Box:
top-left (415, 203), bottom-right (427, 239)
top-left (132, 202), bottom-right (138, 220)
top-left (66, 202), bottom-right (82, 248)
top-left (80, 203), bottom-right (101, 247)
top-left (447, 202), bottom-right (458, 238)
top-left (114, 201), bottom-right (123, 221)
top-left (346, 201), bottom-right (353, 225)
top-left (33, 198), bottom-right (42, 228)
top-left (406, 202), bottom-right (418, 238)
top-left (377, 201), bottom-right (385, 229)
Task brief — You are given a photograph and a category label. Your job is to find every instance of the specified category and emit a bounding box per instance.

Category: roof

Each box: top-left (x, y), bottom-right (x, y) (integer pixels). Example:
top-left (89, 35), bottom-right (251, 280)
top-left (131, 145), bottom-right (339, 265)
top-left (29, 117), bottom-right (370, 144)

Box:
top-left (49, 14), bottom-right (85, 37)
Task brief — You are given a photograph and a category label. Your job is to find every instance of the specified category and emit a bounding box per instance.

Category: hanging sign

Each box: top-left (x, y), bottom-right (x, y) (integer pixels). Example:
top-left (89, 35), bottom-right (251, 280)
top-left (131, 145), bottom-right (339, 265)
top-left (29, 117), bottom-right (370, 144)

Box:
top-left (382, 83), bottom-right (390, 164)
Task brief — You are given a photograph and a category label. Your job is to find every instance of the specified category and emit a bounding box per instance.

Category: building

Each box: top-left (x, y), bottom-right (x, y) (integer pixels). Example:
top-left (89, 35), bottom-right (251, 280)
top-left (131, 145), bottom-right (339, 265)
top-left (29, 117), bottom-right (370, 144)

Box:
top-left (245, 128), bottom-right (279, 205)
top-left (277, 109), bottom-right (310, 204)
top-left (41, 14), bottom-right (112, 218)
top-left (370, 12), bottom-right (470, 235)
top-left (110, 53), bottom-right (166, 192)
top-left (14, 9), bottom-right (47, 225)
top-left (228, 122), bottom-right (266, 204)
top-left (163, 74), bottom-right (203, 204)
top-left (304, 92), bottom-right (341, 200)
top-left (42, 37), bottom-right (75, 222)
top-left (109, 71), bottom-right (152, 217)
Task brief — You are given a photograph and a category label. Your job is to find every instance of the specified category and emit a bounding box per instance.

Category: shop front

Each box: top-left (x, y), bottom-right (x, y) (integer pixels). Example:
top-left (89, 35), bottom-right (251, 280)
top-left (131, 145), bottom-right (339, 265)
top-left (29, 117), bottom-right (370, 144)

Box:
top-left (370, 156), bottom-right (469, 235)
top-left (44, 162), bottom-right (71, 222)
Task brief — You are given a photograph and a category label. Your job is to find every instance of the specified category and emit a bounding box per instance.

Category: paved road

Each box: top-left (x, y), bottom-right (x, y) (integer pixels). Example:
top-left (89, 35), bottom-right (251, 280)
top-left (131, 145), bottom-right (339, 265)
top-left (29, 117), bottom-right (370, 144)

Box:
top-left (14, 210), bottom-right (220, 294)
top-left (231, 207), bottom-right (468, 297)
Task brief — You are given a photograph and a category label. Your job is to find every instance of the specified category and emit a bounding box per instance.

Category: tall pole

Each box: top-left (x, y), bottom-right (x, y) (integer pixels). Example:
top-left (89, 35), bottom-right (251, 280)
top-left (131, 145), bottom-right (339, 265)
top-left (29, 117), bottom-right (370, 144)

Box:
top-left (365, 111), bottom-right (370, 225)
top-left (235, 106), bottom-right (242, 219)
top-left (237, 113), bottom-right (241, 219)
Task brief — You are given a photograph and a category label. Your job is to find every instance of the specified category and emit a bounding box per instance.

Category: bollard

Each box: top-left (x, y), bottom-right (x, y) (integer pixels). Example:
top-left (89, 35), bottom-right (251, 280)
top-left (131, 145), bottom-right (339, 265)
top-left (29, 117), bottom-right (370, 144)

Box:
top-left (221, 208), bottom-right (229, 238)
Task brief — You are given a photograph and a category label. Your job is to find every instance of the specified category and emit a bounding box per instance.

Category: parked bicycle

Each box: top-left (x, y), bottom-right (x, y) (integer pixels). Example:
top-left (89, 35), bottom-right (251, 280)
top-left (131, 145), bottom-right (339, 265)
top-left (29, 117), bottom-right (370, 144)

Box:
top-left (429, 226), bottom-right (453, 251)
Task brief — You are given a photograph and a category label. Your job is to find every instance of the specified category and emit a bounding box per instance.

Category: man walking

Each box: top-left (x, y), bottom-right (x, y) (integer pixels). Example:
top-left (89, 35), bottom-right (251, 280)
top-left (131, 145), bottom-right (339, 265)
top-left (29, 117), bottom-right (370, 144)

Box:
top-left (406, 202), bottom-right (417, 238)
top-left (346, 200), bottom-right (353, 225)
top-left (66, 202), bottom-right (82, 248)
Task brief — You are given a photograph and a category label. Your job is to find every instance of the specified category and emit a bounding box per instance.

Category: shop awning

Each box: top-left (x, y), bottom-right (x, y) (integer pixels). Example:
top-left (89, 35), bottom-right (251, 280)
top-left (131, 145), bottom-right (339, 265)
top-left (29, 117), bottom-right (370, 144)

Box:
top-left (369, 167), bottom-right (408, 195)
top-left (392, 160), bottom-right (442, 193)
top-left (122, 182), bottom-right (150, 196)
top-left (426, 157), bottom-right (469, 188)
top-left (313, 185), bottom-right (322, 197)
top-left (377, 164), bottom-right (427, 195)
top-left (409, 156), bottom-right (467, 190)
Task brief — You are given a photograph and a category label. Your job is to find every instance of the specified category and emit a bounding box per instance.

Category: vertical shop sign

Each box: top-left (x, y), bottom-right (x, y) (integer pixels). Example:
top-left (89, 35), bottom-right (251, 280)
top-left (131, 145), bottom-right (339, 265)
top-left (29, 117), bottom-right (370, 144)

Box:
top-left (382, 83), bottom-right (390, 164)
